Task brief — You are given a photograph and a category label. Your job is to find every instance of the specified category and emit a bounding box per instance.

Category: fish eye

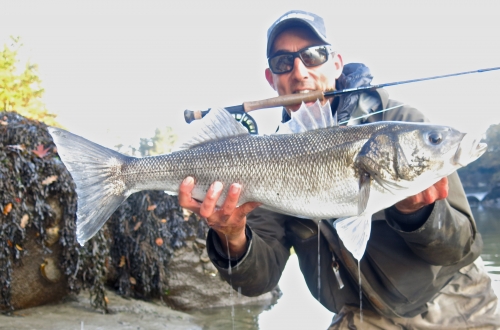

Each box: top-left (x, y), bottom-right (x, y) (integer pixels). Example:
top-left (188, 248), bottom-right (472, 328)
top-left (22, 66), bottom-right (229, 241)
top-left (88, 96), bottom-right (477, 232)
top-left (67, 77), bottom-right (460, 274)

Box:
top-left (427, 132), bottom-right (443, 145)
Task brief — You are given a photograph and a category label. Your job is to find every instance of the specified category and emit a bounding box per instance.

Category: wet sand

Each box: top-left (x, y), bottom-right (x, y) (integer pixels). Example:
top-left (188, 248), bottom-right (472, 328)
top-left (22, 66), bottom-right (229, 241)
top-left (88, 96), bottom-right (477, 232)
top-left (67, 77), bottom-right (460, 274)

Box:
top-left (0, 290), bottom-right (201, 330)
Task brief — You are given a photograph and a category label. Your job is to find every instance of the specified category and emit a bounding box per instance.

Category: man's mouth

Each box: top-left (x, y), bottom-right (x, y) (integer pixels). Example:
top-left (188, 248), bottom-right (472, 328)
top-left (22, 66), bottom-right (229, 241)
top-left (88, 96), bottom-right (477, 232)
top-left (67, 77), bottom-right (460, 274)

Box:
top-left (293, 89), bottom-right (315, 94)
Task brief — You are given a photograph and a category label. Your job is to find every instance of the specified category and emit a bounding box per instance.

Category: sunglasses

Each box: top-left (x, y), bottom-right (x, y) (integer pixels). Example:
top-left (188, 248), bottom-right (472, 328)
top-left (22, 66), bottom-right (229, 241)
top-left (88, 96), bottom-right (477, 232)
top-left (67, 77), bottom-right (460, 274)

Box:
top-left (268, 45), bottom-right (333, 74)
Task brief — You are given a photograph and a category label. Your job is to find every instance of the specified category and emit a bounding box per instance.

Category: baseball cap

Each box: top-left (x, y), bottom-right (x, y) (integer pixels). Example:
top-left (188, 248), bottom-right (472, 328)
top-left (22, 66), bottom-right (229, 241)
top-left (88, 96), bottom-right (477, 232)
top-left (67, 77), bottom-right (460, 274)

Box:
top-left (267, 10), bottom-right (330, 58)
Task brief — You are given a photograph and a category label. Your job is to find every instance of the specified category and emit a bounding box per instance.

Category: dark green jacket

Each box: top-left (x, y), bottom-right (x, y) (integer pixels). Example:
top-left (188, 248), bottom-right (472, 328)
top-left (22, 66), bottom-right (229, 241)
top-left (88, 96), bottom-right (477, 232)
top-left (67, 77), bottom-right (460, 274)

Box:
top-left (206, 89), bottom-right (483, 318)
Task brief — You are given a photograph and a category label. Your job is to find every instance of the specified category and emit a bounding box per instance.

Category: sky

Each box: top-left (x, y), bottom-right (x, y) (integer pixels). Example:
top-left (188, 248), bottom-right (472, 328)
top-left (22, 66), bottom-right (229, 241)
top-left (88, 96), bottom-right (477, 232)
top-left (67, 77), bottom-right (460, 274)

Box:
top-left (1, 0), bottom-right (500, 149)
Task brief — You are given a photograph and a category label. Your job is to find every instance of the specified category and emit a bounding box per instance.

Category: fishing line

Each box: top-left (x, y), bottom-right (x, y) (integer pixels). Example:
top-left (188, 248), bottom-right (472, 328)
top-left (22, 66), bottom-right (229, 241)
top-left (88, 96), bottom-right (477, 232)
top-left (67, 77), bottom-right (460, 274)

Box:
top-left (338, 103), bottom-right (407, 126)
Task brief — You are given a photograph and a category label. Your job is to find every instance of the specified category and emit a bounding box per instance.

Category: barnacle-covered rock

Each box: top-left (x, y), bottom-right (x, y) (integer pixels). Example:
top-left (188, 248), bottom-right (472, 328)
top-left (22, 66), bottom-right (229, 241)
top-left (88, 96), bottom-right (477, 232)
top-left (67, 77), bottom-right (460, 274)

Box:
top-left (8, 229), bottom-right (69, 309)
top-left (40, 257), bottom-right (62, 283)
top-left (0, 112), bottom-right (107, 311)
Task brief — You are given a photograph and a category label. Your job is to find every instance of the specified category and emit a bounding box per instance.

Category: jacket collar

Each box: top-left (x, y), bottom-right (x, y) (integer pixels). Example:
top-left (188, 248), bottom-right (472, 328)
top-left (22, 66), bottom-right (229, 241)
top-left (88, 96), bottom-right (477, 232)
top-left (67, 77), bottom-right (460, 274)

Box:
top-left (281, 63), bottom-right (377, 124)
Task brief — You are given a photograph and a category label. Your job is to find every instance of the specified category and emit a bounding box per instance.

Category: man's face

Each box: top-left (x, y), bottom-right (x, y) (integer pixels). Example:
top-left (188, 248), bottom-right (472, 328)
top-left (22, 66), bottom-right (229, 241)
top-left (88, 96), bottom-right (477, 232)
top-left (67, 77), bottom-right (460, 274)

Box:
top-left (265, 27), bottom-right (343, 114)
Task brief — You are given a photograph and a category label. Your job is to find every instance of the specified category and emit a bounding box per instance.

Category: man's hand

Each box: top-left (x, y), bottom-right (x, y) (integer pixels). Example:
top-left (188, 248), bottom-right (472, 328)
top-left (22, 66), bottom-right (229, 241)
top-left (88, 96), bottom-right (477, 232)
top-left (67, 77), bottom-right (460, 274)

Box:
top-left (178, 177), bottom-right (261, 258)
top-left (394, 177), bottom-right (449, 214)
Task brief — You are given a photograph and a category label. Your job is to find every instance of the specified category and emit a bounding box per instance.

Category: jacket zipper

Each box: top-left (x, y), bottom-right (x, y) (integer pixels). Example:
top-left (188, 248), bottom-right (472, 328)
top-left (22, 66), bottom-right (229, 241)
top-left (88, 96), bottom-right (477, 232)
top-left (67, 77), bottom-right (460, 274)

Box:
top-left (331, 252), bottom-right (344, 289)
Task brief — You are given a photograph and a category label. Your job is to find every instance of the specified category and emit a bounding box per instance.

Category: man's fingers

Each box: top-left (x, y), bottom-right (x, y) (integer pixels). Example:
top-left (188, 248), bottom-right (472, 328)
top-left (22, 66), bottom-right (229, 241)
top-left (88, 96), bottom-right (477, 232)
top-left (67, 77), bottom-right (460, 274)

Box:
top-left (178, 176), bottom-right (202, 211)
top-left (435, 177), bottom-right (449, 199)
top-left (178, 177), bottom-right (194, 200)
top-left (238, 201), bottom-right (262, 215)
top-left (200, 181), bottom-right (223, 218)
top-left (422, 177), bottom-right (449, 204)
top-left (421, 187), bottom-right (434, 205)
top-left (179, 179), bottom-right (258, 231)
top-left (220, 184), bottom-right (241, 216)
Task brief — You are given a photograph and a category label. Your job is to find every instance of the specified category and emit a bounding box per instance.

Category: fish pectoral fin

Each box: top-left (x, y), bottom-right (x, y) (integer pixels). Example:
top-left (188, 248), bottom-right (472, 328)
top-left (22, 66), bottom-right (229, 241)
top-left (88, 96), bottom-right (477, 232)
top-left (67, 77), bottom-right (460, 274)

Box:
top-left (358, 171), bottom-right (371, 214)
top-left (177, 107), bottom-right (249, 149)
top-left (374, 175), bottom-right (407, 192)
top-left (333, 214), bottom-right (372, 261)
top-left (275, 100), bottom-right (334, 135)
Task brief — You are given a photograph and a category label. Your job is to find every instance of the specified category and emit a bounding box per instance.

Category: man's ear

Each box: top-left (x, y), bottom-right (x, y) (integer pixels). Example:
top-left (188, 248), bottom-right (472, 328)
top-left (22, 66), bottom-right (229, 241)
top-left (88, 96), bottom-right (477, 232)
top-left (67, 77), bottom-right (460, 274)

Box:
top-left (333, 53), bottom-right (344, 79)
top-left (265, 68), bottom-right (277, 91)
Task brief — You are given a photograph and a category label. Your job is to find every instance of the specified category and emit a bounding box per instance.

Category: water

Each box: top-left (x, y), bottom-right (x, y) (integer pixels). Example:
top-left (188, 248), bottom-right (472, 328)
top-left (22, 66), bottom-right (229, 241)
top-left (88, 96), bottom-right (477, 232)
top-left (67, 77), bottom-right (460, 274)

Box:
top-left (472, 207), bottom-right (500, 286)
top-left (358, 262), bottom-right (363, 323)
top-left (225, 235), bottom-right (236, 330)
top-left (317, 220), bottom-right (321, 304)
top-left (189, 207), bottom-right (500, 329)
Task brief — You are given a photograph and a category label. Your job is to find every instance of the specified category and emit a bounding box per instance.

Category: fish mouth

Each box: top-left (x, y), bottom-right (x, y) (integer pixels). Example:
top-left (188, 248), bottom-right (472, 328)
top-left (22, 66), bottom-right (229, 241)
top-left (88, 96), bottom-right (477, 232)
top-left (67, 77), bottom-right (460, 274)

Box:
top-left (453, 132), bottom-right (487, 167)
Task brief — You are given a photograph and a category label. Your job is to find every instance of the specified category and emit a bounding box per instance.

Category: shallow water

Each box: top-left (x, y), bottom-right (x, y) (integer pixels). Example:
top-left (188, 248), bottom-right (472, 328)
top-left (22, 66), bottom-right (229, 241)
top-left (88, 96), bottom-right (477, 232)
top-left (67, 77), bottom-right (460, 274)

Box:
top-left (473, 207), bottom-right (500, 283)
top-left (189, 207), bottom-right (500, 329)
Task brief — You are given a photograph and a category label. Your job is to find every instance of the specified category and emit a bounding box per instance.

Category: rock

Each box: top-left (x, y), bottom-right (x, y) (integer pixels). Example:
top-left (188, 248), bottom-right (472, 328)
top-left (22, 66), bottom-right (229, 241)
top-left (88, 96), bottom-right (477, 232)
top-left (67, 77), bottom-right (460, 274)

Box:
top-left (40, 257), bottom-right (63, 283)
top-left (8, 228), bottom-right (69, 310)
top-left (164, 238), bottom-right (280, 310)
top-left (0, 112), bottom-right (107, 311)
top-left (44, 225), bottom-right (60, 246)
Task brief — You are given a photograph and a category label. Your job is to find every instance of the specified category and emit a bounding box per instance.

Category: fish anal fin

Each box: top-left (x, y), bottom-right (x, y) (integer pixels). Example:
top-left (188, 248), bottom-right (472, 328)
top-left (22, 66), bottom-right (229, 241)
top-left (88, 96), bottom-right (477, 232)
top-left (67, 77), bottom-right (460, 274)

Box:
top-left (334, 214), bottom-right (372, 261)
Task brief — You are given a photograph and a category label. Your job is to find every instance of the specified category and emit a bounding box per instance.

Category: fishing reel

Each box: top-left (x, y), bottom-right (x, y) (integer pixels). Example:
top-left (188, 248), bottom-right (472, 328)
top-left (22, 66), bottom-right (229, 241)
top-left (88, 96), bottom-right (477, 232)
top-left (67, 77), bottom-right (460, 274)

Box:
top-left (184, 108), bottom-right (259, 135)
top-left (230, 112), bottom-right (258, 135)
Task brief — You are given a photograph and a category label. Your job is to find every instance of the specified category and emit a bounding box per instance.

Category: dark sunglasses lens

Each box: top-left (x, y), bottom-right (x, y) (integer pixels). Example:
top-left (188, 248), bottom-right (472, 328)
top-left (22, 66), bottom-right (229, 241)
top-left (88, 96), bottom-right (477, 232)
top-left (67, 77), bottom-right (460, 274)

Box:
top-left (300, 47), bottom-right (328, 67)
top-left (270, 55), bottom-right (294, 74)
top-left (269, 46), bottom-right (330, 74)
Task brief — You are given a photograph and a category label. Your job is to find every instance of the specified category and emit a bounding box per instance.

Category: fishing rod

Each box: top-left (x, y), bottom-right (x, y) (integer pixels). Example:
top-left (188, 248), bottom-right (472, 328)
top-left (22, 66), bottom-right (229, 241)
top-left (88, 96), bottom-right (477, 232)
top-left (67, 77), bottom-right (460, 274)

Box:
top-left (183, 67), bottom-right (500, 133)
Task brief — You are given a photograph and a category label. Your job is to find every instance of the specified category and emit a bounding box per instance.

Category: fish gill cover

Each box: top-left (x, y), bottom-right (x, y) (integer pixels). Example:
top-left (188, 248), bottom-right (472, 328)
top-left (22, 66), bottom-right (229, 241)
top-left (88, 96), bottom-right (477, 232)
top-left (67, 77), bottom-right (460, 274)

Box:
top-left (0, 111), bottom-right (208, 311)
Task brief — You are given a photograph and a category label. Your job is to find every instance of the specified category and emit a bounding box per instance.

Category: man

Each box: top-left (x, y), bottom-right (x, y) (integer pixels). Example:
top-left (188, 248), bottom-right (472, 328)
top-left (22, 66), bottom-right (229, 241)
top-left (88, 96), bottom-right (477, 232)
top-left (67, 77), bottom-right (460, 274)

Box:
top-left (179, 10), bottom-right (500, 329)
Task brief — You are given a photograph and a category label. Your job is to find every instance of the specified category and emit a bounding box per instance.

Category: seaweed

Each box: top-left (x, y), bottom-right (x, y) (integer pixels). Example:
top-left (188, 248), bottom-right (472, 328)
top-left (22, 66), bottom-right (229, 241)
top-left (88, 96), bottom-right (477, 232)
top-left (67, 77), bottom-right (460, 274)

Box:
top-left (108, 190), bottom-right (208, 299)
top-left (0, 111), bottom-right (107, 311)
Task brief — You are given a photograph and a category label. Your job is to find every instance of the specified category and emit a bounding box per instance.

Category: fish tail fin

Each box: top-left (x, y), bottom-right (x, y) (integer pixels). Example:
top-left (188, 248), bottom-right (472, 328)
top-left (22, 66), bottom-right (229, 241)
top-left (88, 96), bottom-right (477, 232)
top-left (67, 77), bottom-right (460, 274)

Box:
top-left (333, 214), bottom-right (372, 261)
top-left (49, 128), bottom-right (133, 246)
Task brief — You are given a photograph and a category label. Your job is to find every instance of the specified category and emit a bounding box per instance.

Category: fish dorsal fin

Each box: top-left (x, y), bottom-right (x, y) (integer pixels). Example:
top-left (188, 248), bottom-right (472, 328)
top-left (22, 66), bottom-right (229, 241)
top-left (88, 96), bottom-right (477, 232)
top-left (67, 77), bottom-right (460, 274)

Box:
top-left (275, 100), bottom-right (336, 135)
top-left (178, 107), bottom-right (249, 149)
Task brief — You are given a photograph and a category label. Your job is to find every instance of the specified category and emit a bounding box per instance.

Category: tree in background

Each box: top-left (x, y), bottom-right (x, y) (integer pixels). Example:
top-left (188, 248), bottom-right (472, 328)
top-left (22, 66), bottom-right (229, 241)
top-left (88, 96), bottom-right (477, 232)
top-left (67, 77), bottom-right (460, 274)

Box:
top-left (0, 36), bottom-right (59, 126)
top-left (138, 126), bottom-right (178, 157)
top-left (115, 126), bottom-right (178, 157)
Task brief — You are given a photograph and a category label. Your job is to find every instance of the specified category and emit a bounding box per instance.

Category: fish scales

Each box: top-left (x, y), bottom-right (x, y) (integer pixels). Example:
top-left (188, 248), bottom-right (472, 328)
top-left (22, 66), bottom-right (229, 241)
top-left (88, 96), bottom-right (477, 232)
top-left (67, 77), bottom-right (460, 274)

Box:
top-left (120, 125), bottom-right (381, 218)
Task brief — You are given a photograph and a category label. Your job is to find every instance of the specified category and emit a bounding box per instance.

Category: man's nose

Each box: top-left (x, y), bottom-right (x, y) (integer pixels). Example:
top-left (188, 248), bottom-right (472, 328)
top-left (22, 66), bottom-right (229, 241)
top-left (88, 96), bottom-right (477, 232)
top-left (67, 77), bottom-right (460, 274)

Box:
top-left (290, 57), bottom-right (309, 79)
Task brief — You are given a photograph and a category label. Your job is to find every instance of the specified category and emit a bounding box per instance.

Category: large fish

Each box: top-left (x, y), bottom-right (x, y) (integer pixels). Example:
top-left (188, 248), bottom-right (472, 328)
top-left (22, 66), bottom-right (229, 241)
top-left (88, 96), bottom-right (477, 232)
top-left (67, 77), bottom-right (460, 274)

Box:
top-left (48, 102), bottom-right (486, 260)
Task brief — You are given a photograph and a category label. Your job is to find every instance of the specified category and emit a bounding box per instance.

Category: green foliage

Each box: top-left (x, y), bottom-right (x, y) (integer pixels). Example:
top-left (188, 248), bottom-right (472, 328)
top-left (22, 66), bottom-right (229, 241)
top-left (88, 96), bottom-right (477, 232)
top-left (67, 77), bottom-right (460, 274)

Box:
top-left (458, 123), bottom-right (500, 189)
top-left (138, 126), bottom-right (178, 157)
top-left (0, 36), bottom-right (59, 127)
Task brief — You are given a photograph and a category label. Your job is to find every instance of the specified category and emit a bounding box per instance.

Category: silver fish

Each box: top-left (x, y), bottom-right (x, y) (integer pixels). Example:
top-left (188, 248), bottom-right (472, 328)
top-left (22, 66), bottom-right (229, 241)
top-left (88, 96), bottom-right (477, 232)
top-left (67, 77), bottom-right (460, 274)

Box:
top-left (48, 102), bottom-right (486, 260)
